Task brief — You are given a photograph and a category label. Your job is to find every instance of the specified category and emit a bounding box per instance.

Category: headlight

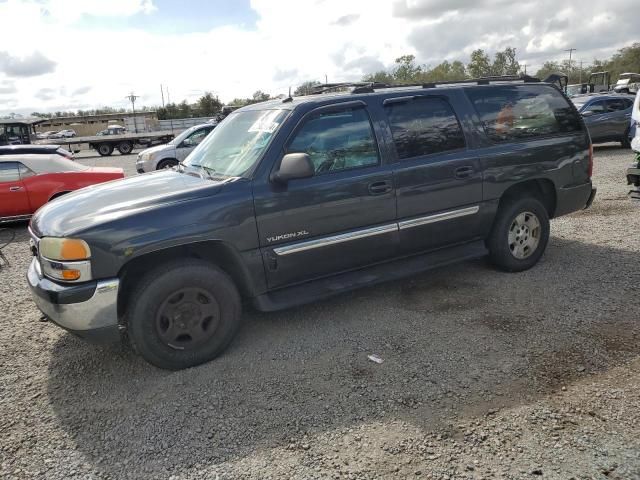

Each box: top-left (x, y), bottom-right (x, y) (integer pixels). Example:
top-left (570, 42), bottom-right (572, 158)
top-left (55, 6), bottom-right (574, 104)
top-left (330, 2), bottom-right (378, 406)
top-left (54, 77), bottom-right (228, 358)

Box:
top-left (39, 238), bottom-right (92, 282)
top-left (39, 238), bottom-right (91, 261)
top-left (140, 153), bottom-right (150, 162)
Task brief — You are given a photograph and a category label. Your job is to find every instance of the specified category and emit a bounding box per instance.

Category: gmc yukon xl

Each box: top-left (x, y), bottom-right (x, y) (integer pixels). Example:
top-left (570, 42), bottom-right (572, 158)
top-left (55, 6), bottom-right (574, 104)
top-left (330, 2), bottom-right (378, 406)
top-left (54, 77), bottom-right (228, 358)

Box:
top-left (27, 77), bottom-right (596, 369)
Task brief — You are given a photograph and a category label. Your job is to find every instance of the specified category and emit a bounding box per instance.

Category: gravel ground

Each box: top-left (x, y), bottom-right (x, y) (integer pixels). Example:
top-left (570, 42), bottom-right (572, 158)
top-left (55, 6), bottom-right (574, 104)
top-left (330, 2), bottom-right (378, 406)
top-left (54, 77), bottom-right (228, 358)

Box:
top-left (1, 146), bottom-right (639, 479)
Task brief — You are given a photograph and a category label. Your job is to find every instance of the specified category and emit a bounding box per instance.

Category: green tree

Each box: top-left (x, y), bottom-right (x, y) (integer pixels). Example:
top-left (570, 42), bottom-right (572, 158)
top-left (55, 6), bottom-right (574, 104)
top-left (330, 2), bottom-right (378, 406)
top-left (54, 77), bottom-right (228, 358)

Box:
top-left (492, 47), bottom-right (520, 76)
top-left (252, 90), bottom-right (271, 103)
top-left (197, 92), bottom-right (222, 116)
top-left (362, 71), bottom-right (394, 84)
top-left (467, 49), bottom-right (492, 78)
top-left (294, 81), bottom-right (322, 96)
top-left (393, 55), bottom-right (423, 83)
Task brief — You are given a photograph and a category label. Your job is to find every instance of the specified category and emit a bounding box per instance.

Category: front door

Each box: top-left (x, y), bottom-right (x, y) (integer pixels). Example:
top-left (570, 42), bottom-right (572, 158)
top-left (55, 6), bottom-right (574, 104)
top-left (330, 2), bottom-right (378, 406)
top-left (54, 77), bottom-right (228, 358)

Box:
top-left (253, 102), bottom-right (397, 289)
top-left (581, 99), bottom-right (609, 142)
top-left (0, 162), bottom-right (30, 218)
top-left (382, 93), bottom-right (484, 254)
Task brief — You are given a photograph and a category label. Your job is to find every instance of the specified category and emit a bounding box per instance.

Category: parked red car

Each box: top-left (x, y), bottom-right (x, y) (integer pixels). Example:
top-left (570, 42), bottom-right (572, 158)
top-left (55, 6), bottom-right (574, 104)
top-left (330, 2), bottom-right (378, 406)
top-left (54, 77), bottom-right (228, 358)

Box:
top-left (0, 145), bottom-right (124, 223)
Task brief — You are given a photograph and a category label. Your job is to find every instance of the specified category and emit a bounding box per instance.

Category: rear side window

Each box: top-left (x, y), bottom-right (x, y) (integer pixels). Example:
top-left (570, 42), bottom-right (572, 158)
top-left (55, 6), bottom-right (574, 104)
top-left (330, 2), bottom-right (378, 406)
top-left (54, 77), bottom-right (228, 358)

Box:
top-left (466, 85), bottom-right (582, 142)
top-left (0, 162), bottom-right (20, 183)
top-left (607, 98), bottom-right (632, 111)
top-left (287, 107), bottom-right (379, 174)
top-left (384, 97), bottom-right (465, 159)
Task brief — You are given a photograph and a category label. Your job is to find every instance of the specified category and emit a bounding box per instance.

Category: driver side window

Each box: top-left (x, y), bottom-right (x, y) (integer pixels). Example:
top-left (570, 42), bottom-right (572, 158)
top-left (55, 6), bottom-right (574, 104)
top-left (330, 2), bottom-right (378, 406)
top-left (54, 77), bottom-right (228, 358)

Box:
top-left (584, 101), bottom-right (607, 115)
top-left (287, 107), bottom-right (379, 174)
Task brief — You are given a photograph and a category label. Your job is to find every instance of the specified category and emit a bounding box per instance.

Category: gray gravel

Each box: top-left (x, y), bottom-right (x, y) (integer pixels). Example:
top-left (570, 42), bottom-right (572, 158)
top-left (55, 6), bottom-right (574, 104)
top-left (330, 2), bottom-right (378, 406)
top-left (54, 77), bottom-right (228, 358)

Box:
top-left (1, 145), bottom-right (639, 479)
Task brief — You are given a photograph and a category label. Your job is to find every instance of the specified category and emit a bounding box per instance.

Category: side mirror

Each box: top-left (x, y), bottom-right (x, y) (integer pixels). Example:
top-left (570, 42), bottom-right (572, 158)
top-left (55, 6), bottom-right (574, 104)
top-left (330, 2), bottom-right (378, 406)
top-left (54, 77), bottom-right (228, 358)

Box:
top-left (581, 110), bottom-right (595, 117)
top-left (272, 153), bottom-right (314, 183)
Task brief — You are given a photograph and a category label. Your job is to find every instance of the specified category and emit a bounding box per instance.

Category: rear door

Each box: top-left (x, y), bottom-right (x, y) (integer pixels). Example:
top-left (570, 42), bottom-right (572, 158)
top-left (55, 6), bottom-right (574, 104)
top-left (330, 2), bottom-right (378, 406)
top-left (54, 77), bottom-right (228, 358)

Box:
top-left (382, 93), bottom-right (484, 254)
top-left (0, 162), bottom-right (30, 217)
top-left (253, 101), bottom-right (397, 289)
top-left (605, 98), bottom-right (633, 138)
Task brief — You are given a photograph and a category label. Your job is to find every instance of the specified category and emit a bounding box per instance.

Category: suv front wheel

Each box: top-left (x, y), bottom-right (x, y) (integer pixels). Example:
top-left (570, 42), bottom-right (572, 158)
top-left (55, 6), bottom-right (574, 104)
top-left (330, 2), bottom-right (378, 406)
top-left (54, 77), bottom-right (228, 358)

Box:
top-left (487, 196), bottom-right (550, 272)
top-left (126, 260), bottom-right (242, 370)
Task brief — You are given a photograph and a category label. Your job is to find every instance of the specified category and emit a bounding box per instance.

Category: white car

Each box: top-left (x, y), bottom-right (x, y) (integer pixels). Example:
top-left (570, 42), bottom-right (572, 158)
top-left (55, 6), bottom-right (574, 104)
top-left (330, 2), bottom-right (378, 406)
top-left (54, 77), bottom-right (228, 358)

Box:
top-left (56, 129), bottom-right (76, 138)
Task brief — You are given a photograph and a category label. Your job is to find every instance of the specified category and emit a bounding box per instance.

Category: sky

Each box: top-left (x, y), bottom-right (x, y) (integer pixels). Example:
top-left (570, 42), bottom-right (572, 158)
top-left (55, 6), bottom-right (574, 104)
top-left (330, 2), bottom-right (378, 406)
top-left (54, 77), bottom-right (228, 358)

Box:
top-left (0, 0), bottom-right (637, 116)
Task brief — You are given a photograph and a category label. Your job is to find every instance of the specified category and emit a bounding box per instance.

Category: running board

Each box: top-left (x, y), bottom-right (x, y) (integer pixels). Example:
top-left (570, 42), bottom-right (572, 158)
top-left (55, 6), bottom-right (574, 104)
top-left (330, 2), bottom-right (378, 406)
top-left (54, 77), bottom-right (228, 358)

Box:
top-left (252, 240), bottom-right (488, 312)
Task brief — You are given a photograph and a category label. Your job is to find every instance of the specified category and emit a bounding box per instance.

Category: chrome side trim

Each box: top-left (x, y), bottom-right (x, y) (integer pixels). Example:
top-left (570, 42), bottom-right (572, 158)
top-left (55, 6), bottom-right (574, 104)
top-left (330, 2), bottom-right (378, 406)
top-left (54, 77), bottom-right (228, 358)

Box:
top-left (273, 223), bottom-right (398, 256)
top-left (398, 205), bottom-right (479, 230)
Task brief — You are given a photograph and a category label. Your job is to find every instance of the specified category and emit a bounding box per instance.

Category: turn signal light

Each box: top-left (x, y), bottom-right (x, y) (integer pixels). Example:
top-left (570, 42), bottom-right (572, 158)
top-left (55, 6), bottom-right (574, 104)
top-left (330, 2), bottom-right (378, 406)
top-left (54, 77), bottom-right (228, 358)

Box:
top-left (61, 269), bottom-right (81, 281)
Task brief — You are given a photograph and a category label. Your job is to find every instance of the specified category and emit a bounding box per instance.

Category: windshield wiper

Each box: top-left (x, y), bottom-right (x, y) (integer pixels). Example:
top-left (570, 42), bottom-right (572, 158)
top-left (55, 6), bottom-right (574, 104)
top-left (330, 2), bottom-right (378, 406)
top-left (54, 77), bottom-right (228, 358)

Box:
top-left (185, 163), bottom-right (217, 179)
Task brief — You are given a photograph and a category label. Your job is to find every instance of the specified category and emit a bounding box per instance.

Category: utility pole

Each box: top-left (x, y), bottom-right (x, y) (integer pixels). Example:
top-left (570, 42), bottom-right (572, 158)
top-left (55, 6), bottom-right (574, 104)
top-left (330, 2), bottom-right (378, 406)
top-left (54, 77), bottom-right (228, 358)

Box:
top-left (125, 92), bottom-right (139, 133)
top-left (579, 60), bottom-right (583, 84)
top-left (521, 63), bottom-right (527, 75)
top-left (565, 48), bottom-right (576, 82)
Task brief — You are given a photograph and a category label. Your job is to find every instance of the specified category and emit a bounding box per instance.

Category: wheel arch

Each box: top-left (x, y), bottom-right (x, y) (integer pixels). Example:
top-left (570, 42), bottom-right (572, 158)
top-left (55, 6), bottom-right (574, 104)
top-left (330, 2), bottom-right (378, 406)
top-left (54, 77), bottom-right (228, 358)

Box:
top-left (48, 190), bottom-right (72, 202)
top-left (117, 240), bottom-right (256, 318)
top-left (498, 178), bottom-right (557, 218)
top-left (156, 157), bottom-right (179, 170)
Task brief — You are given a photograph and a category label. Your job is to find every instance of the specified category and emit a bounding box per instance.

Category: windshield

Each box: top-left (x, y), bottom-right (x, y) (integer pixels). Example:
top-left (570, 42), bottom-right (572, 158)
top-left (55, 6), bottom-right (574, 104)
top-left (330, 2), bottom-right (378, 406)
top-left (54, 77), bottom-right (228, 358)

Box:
top-left (184, 109), bottom-right (288, 177)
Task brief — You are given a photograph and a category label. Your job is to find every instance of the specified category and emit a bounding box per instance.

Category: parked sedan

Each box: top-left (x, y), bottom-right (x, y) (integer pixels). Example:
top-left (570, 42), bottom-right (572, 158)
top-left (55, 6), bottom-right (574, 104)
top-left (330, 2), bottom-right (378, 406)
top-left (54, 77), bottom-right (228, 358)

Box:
top-left (0, 145), bottom-right (124, 223)
top-left (572, 94), bottom-right (634, 147)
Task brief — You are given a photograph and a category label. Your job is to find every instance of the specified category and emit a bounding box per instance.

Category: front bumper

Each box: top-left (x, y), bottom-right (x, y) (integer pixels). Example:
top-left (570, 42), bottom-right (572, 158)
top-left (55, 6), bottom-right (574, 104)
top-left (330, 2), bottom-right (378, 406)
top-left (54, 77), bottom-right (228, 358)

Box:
top-left (27, 258), bottom-right (121, 342)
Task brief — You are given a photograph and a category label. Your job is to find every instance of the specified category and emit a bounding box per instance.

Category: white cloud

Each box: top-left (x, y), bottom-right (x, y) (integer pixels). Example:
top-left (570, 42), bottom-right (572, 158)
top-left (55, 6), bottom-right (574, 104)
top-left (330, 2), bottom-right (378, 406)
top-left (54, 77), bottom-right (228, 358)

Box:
top-left (0, 0), bottom-right (636, 115)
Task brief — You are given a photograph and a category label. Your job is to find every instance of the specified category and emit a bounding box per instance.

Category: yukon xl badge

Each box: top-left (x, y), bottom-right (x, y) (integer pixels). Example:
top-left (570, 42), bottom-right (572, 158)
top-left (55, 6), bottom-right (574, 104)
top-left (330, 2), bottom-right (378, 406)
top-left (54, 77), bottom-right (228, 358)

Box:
top-left (267, 230), bottom-right (309, 243)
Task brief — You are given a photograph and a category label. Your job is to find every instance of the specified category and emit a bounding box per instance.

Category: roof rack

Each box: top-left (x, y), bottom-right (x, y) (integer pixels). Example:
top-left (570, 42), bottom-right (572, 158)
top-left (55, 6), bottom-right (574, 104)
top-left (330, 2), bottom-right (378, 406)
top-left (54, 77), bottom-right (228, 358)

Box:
top-left (308, 75), bottom-right (542, 96)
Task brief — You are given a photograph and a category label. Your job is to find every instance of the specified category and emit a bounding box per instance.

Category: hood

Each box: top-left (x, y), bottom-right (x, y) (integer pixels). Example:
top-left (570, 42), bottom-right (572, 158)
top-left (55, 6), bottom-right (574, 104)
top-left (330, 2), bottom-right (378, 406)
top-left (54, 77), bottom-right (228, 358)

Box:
top-left (31, 170), bottom-right (229, 237)
top-left (139, 143), bottom-right (174, 156)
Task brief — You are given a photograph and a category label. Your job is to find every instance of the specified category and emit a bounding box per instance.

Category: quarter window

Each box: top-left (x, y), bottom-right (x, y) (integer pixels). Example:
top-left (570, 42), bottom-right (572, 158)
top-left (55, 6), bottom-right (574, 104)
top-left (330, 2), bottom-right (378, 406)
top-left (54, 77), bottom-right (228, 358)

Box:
top-left (384, 97), bottom-right (465, 159)
top-left (0, 162), bottom-right (20, 183)
top-left (287, 107), bottom-right (379, 174)
top-left (467, 85), bottom-right (582, 142)
top-left (18, 163), bottom-right (36, 179)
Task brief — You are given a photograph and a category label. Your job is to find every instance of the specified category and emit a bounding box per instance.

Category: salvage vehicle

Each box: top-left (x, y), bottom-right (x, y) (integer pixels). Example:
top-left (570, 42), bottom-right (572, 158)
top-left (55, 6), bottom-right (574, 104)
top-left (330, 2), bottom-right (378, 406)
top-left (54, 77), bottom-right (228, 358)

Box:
top-left (27, 76), bottom-right (596, 370)
top-left (613, 73), bottom-right (640, 94)
top-left (0, 118), bottom-right (45, 145)
top-left (573, 93), bottom-right (634, 147)
top-left (627, 137), bottom-right (640, 201)
top-left (1, 145), bottom-right (123, 223)
top-left (136, 123), bottom-right (215, 172)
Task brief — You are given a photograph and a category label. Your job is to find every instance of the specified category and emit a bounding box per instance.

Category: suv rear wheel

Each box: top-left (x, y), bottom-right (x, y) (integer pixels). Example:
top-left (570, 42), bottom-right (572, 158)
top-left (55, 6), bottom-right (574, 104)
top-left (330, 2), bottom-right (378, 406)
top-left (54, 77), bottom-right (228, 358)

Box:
top-left (126, 260), bottom-right (241, 370)
top-left (487, 196), bottom-right (550, 272)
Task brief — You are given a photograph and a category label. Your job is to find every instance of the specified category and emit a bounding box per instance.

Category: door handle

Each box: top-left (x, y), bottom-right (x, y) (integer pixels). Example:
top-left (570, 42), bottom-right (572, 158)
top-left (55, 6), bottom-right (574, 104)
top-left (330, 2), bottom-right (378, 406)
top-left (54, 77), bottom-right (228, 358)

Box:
top-left (9, 186), bottom-right (23, 192)
top-left (454, 166), bottom-right (474, 179)
top-left (368, 180), bottom-right (392, 195)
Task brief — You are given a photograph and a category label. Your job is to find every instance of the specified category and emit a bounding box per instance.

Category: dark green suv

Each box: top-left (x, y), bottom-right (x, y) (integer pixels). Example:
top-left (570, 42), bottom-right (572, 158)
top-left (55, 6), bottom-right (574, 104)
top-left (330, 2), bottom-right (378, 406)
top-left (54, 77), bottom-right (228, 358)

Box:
top-left (27, 76), bottom-right (596, 369)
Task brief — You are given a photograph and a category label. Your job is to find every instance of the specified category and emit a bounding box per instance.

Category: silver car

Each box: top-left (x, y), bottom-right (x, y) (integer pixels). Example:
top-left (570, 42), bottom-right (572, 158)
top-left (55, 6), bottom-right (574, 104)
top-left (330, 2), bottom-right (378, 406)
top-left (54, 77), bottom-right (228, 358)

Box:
top-left (136, 124), bottom-right (215, 172)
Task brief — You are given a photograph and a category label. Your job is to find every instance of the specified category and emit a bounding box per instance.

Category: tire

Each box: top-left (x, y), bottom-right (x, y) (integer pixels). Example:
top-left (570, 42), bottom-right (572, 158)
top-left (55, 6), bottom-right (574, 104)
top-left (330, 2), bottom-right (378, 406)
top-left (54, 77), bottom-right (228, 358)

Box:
top-left (621, 129), bottom-right (631, 149)
top-left (117, 141), bottom-right (133, 155)
top-left (97, 143), bottom-right (114, 156)
top-left (487, 196), bottom-right (550, 272)
top-left (157, 158), bottom-right (178, 170)
top-left (126, 260), bottom-right (242, 370)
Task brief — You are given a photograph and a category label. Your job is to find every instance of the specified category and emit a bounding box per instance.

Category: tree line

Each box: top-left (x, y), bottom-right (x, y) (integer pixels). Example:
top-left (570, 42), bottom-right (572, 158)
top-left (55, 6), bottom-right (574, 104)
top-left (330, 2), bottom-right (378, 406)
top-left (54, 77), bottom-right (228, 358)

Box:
top-left (25, 43), bottom-right (639, 121)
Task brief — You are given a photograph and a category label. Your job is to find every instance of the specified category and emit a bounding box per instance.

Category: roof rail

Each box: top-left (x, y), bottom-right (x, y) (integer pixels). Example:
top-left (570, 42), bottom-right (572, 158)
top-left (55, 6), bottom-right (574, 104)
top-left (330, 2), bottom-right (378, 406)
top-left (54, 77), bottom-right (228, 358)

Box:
top-left (307, 75), bottom-right (542, 96)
